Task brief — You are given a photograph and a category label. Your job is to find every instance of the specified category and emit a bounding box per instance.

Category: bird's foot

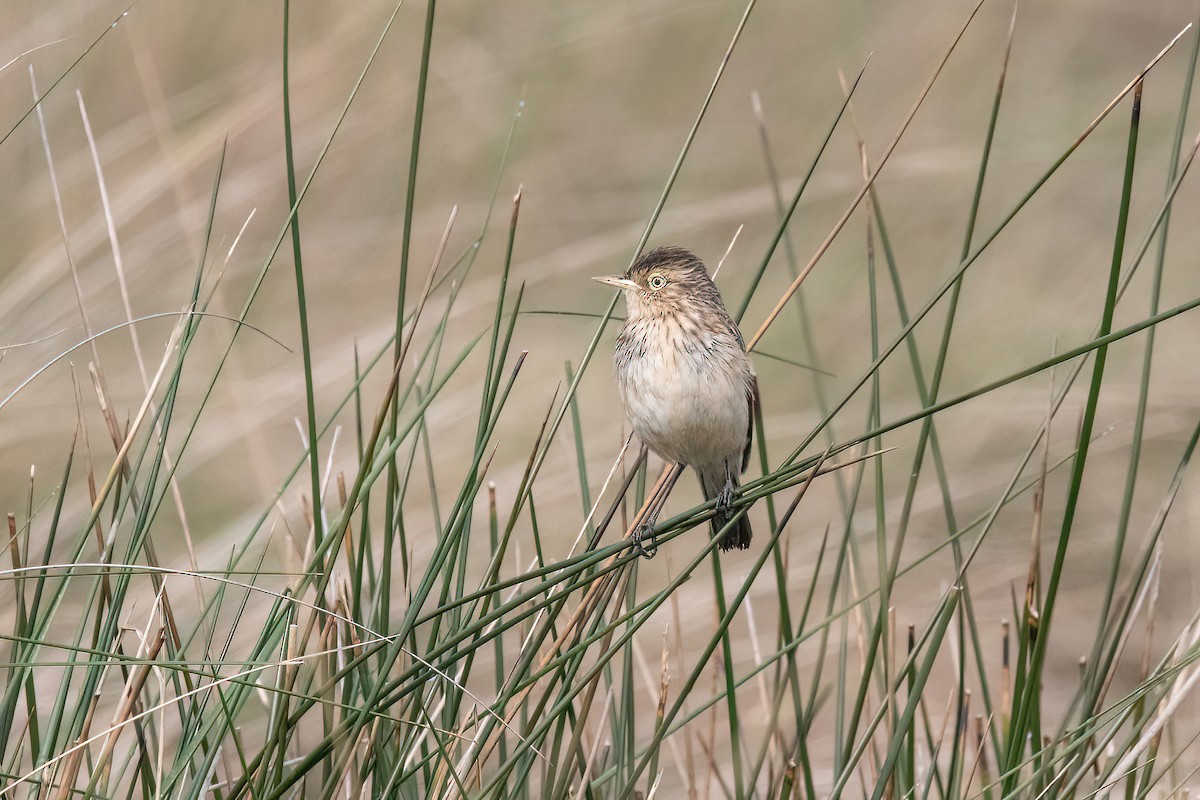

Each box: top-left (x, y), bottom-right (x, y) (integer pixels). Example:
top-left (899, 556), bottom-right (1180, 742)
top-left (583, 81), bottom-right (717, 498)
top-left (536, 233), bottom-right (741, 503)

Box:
top-left (631, 513), bottom-right (660, 560)
top-left (715, 480), bottom-right (736, 519)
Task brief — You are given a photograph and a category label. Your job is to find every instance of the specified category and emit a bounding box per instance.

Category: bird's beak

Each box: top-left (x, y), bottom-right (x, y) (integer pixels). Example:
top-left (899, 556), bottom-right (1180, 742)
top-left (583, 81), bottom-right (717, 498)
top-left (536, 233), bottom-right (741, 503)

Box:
top-left (592, 275), bottom-right (639, 291)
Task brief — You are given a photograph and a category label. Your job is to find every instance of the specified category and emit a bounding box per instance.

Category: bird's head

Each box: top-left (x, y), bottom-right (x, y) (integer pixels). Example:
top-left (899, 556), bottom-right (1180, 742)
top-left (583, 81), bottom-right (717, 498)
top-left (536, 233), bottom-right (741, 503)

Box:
top-left (592, 246), bottom-right (722, 320)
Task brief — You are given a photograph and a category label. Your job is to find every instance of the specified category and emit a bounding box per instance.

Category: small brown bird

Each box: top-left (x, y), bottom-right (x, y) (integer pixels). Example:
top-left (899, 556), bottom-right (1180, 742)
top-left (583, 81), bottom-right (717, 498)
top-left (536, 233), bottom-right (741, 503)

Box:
top-left (594, 246), bottom-right (758, 551)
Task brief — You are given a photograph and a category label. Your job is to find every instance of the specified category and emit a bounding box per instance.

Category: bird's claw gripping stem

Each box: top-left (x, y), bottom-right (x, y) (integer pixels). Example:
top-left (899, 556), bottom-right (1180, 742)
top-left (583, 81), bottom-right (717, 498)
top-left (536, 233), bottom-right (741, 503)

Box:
top-left (716, 480), bottom-right (735, 519)
top-left (631, 511), bottom-right (660, 560)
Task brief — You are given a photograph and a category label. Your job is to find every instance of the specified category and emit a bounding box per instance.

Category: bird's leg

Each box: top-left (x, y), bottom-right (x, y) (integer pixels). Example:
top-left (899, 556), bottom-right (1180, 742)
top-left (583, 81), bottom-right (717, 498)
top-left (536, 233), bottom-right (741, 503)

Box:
top-left (715, 479), bottom-right (735, 520)
top-left (630, 463), bottom-right (682, 559)
top-left (632, 504), bottom-right (661, 559)
top-left (713, 463), bottom-right (737, 524)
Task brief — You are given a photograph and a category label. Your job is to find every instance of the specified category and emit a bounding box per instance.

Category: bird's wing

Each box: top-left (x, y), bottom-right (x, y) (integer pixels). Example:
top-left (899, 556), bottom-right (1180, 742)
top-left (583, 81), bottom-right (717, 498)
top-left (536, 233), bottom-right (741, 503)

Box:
top-left (720, 313), bottom-right (758, 475)
top-left (742, 373), bottom-right (759, 474)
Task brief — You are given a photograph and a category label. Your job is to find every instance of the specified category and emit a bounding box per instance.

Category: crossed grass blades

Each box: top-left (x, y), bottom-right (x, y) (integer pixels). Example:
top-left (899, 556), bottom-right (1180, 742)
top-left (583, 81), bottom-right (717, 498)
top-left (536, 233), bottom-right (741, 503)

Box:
top-left (4, 0), bottom-right (1200, 797)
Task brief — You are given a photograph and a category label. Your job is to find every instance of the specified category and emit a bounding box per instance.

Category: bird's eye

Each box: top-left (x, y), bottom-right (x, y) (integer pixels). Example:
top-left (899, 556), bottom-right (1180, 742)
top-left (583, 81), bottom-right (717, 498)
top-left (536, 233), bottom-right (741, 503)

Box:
top-left (648, 274), bottom-right (667, 291)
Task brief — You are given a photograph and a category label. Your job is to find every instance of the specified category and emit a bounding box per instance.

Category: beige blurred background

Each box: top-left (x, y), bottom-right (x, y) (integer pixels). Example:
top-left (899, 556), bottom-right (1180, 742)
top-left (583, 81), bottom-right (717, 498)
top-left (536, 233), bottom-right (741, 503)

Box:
top-left (2, 0), bottom-right (1200, 781)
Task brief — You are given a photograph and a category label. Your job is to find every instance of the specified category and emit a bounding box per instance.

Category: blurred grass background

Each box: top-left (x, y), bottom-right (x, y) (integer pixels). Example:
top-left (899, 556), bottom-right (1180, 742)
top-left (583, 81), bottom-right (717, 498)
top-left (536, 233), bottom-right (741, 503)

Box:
top-left (3, 0), bottom-right (1200, 794)
top-left (5, 0), bottom-right (1199, 637)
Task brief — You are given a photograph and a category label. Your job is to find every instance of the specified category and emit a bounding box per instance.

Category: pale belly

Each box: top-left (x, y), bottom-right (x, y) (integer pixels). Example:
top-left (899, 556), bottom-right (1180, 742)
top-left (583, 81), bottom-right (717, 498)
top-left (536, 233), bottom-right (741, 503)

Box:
top-left (616, 335), bottom-right (750, 469)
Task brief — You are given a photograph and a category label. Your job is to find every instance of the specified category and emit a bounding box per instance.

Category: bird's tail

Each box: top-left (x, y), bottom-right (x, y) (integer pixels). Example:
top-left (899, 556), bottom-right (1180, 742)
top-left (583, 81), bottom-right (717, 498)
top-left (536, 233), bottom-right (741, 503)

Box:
top-left (699, 470), bottom-right (752, 551)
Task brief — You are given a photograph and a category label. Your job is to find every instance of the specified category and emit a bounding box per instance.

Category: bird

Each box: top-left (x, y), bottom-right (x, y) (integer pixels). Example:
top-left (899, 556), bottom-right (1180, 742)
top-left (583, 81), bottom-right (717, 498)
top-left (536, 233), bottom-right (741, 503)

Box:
top-left (593, 245), bottom-right (758, 552)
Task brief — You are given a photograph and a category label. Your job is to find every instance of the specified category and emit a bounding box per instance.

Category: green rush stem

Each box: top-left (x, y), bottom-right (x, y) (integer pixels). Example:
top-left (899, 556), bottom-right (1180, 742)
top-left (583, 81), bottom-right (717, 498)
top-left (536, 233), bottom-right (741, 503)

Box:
top-left (213, 332), bottom-right (478, 798)
top-left (469, 570), bottom-right (626, 797)
top-left (439, 4), bottom-right (763, 786)
top-left (131, 0), bottom-right (410, 612)
top-left (103, 78), bottom-right (522, 800)
top-left (281, 0), bottom-right (326, 566)
top-left (385, 0), bottom-right (438, 631)
top-left (828, 590), bottom-right (964, 800)
top-left (1004, 80), bottom-right (1143, 785)
top-left (613, 461), bottom-right (826, 798)
top-left (1062, 416), bottom-right (1200, 792)
top-left (745, 0), bottom-right (990, 354)
top-left (710, 552), bottom-right (746, 799)
top-left (748, 403), bottom-right (814, 798)
top-left (1083, 4), bottom-right (1200, 718)
top-left (3, 150), bottom-right (226, 783)
top-left (988, 619), bottom-right (1200, 798)
top-left (733, 63), bottom-right (867, 325)
top-left (187, 431), bottom-right (1060, 800)
top-left (519, 0), bottom-right (762, 574)
top-left (874, 594), bottom-right (961, 800)
top-left (265, 344), bottom-right (521, 800)
top-left (588, 410), bottom-right (1100, 795)
top-left (775, 29), bottom-right (1185, 473)
top-left (872, 3), bottom-right (1018, 774)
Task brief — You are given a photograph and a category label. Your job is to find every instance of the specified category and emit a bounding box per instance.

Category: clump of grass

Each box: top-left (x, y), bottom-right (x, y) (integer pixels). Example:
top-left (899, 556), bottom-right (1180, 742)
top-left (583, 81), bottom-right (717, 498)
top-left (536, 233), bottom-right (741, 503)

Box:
top-left (4, 1), bottom-right (1200, 798)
